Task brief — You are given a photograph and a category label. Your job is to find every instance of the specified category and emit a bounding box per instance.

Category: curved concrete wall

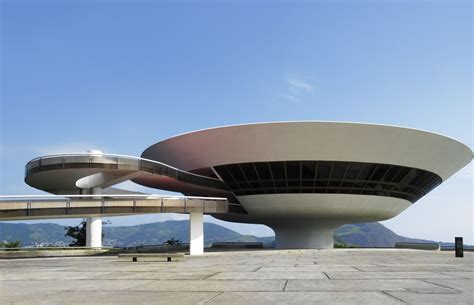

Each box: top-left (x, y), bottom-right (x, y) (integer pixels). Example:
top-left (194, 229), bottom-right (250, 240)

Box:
top-left (235, 194), bottom-right (411, 223)
top-left (216, 193), bottom-right (411, 249)
top-left (142, 122), bottom-right (472, 180)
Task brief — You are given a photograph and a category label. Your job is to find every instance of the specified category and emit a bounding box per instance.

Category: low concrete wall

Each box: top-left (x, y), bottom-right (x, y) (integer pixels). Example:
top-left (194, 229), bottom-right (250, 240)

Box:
top-left (0, 248), bottom-right (112, 259)
top-left (210, 242), bottom-right (264, 249)
top-left (395, 242), bottom-right (440, 250)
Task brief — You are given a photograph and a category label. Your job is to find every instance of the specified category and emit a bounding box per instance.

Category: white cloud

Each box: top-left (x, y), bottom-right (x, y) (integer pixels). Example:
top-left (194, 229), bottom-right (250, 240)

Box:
top-left (280, 78), bottom-right (315, 103)
top-left (281, 94), bottom-right (299, 103)
top-left (287, 78), bottom-right (314, 93)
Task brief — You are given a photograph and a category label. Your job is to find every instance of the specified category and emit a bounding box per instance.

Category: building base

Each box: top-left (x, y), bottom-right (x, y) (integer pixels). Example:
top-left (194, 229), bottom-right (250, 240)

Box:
top-left (270, 221), bottom-right (340, 249)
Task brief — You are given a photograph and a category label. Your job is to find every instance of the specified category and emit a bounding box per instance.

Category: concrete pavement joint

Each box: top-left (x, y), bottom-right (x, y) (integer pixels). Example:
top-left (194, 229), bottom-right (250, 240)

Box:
top-left (203, 292), bottom-right (223, 304)
top-left (420, 279), bottom-right (463, 293)
top-left (381, 291), bottom-right (408, 304)
top-left (124, 280), bottom-right (157, 290)
top-left (405, 288), bottom-right (461, 295)
top-left (439, 272), bottom-right (473, 279)
top-left (201, 272), bottom-right (221, 279)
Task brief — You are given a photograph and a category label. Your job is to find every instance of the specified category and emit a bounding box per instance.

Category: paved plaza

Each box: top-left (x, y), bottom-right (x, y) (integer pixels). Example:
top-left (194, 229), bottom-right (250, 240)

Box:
top-left (1, 249), bottom-right (473, 304)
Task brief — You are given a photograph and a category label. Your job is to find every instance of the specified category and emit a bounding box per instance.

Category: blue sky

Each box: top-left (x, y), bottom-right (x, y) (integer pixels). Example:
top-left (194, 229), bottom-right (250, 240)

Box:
top-left (1, 1), bottom-right (472, 243)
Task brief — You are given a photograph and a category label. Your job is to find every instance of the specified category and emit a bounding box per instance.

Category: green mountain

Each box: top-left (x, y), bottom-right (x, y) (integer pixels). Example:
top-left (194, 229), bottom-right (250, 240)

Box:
top-left (334, 222), bottom-right (431, 247)
top-left (0, 221), bottom-right (266, 247)
top-left (0, 220), bottom-right (446, 248)
top-left (103, 221), bottom-right (249, 247)
top-left (0, 223), bottom-right (72, 247)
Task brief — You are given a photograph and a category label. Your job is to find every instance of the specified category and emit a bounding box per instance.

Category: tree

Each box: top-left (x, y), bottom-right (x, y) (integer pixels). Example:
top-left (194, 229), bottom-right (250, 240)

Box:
top-left (65, 220), bottom-right (87, 247)
top-left (164, 238), bottom-right (182, 247)
top-left (0, 240), bottom-right (21, 248)
top-left (64, 219), bottom-right (110, 247)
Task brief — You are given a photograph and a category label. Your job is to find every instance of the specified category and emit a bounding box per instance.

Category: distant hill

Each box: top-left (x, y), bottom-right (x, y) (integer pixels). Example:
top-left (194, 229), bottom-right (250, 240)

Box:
top-left (334, 222), bottom-right (434, 247)
top-left (0, 223), bottom-right (72, 247)
top-left (103, 221), bottom-right (250, 247)
top-left (0, 220), bottom-right (461, 248)
top-left (0, 221), bottom-right (266, 247)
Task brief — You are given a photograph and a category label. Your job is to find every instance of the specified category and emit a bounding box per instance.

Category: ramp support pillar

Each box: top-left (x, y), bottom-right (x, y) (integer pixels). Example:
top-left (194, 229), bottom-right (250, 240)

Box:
top-left (189, 212), bottom-right (204, 255)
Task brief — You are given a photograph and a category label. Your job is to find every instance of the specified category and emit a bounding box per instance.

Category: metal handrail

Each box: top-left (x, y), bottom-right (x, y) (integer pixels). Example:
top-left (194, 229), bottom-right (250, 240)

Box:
top-left (26, 153), bottom-right (223, 183)
top-left (0, 194), bottom-right (229, 218)
top-left (0, 194), bottom-right (228, 201)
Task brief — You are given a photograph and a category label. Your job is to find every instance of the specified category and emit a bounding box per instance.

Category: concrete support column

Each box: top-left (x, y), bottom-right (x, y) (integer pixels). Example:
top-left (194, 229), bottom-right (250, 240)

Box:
top-left (270, 220), bottom-right (341, 249)
top-left (274, 228), bottom-right (334, 249)
top-left (91, 186), bottom-right (102, 196)
top-left (86, 217), bottom-right (102, 248)
top-left (85, 186), bottom-right (102, 248)
top-left (189, 212), bottom-right (204, 255)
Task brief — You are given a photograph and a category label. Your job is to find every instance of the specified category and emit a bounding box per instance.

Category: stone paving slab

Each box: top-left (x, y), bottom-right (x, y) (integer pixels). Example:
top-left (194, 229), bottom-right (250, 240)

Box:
top-left (0, 249), bottom-right (472, 305)
top-left (386, 291), bottom-right (473, 305)
top-left (1, 271), bottom-right (114, 281)
top-left (6, 291), bottom-right (220, 305)
top-left (1, 279), bottom-right (152, 292)
top-left (438, 271), bottom-right (474, 279)
top-left (258, 266), bottom-right (359, 272)
top-left (92, 271), bottom-right (217, 280)
top-left (0, 291), bottom-right (65, 304)
top-left (355, 265), bottom-right (472, 272)
top-left (208, 271), bottom-right (327, 280)
top-left (159, 265), bottom-right (262, 272)
top-left (326, 271), bottom-right (455, 279)
top-left (208, 291), bottom-right (405, 305)
top-left (285, 279), bottom-right (460, 293)
top-left (92, 265), bottom-right (175, 272)
top-left (130, 279), bottom-right (286, 292)
top-left (422, 278), bottom-right (474, 292)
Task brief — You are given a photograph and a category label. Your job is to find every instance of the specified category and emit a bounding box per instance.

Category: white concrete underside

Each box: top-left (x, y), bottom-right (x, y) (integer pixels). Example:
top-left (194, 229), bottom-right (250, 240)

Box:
top-left (236, 194), bottom-right (411, 249)
top-left (237, 194), bottom-right (410, 221)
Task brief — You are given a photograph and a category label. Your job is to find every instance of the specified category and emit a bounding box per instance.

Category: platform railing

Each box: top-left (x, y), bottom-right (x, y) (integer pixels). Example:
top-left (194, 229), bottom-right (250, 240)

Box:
top-left (0, 194), bottom-right (229, 219)
top-left (25, 153), bottom-right (229, 191)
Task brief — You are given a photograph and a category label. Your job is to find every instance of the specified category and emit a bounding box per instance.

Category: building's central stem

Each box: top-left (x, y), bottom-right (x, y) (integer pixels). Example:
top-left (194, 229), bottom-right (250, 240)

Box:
top-left (269, 220), bottom-right (342, 249)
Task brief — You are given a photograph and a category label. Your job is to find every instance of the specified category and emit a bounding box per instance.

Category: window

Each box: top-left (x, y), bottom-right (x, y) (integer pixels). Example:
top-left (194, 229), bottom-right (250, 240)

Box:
top-left (270, 162), bottom-right (285, 180)
top-left (317, 162), bottom-right (331, 179)
top-left (255, 162), bottom-right (272, 180)
top-left (214, 161), bottom-right (441, 203)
